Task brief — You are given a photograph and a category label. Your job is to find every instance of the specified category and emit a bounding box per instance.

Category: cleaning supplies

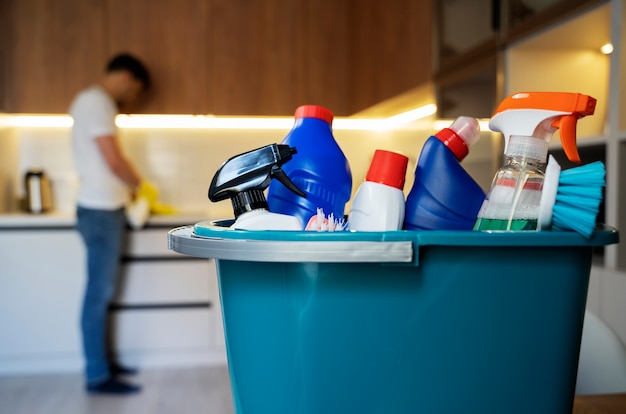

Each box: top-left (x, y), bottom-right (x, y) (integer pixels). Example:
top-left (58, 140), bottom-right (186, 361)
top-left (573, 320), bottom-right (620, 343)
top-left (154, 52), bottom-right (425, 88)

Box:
top-left (489, 91), bottom-right (596, 163)
top-left (538, 155), bottom-right (606, 238)
top-left (266, 105), bottom-right (352, 229)
top-left (349, 149), bottom-right (409, 231)
top-left (474, 91), bottom-right (597, 231)
top-left (208, 143), bottom-right (306, 230)
top-left (403, 116), bottom-right (485, 231)
top-left (474, 135), bottom-right (548, 230)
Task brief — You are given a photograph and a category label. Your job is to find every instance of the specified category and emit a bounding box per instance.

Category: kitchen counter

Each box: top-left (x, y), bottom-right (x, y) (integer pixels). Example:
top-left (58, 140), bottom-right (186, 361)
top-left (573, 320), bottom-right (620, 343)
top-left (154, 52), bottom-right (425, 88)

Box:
top-left (573, 393), bottom-right (626, 413)
top-left (0, 210), bottom-right (221, 229)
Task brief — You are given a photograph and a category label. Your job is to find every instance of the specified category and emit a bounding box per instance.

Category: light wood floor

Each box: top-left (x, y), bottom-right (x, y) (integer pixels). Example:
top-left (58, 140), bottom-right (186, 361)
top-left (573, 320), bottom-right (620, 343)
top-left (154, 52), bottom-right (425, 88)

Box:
top-left (0, 366), bottom-right (234, 414)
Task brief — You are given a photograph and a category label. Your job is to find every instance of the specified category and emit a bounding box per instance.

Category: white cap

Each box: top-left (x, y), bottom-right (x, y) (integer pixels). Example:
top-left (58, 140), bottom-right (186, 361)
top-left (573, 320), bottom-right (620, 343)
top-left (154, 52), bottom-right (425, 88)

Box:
top-left (506, 135), bottom-right (549, 161)
top-left (449, 116), bottom-right (480, 147)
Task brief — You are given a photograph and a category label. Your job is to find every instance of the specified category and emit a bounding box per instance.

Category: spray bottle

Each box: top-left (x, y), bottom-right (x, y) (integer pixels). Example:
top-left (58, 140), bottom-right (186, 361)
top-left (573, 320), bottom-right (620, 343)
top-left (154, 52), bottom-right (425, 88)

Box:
top-left (473, 92), bottom-right (596, 231)
top-left (403, 116), bottom-right (485, 231)
top-left (208, 144), bottom-right (306, 230)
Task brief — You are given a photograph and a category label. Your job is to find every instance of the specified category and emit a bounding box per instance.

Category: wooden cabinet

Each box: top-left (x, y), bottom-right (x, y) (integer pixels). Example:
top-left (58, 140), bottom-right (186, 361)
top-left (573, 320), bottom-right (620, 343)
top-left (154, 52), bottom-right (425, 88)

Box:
top-left (207, 0), bottom-right (345, 116)
top-left (1, 0), bottom-right (106, 114)
top-left (348, 0), bottom-right (432, 114)
top-left (106, 0), bottom-right (211, 114)
top-left (0, 0), bottom-right (432, 116)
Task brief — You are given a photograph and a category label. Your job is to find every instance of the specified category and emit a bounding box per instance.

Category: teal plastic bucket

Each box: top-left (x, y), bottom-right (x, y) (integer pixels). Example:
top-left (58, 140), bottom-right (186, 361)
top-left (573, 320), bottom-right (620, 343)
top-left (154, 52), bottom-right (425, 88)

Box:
top-left (169, 222), bottom-right (619, 414)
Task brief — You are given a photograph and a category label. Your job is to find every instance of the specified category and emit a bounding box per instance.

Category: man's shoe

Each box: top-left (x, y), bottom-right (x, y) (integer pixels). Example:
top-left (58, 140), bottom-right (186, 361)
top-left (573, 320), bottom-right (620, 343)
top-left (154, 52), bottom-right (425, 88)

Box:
top-left (110, 362), bottom-right (139, 376)
top-left (87, 377), bottom-right (142, 395)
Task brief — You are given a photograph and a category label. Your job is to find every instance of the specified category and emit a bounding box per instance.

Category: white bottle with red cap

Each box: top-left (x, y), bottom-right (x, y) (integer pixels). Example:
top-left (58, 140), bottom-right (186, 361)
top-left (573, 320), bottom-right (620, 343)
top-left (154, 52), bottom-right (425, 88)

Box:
top-left (348, 149), bottom-right (409, 231)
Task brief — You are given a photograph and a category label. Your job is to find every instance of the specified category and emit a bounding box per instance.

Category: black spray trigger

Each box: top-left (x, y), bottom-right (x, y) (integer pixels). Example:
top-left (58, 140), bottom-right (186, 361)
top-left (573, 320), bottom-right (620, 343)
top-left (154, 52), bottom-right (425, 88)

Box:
top-left (271, 165), bottom-right (306, 198)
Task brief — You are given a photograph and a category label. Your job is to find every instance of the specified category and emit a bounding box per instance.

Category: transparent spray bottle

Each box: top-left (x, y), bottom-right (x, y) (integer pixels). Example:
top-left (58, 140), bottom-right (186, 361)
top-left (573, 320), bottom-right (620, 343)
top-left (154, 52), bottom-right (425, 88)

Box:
top-left (473, 135), bottom-right (548, 230)
top-left (473, 91), bottom-right (597, 231)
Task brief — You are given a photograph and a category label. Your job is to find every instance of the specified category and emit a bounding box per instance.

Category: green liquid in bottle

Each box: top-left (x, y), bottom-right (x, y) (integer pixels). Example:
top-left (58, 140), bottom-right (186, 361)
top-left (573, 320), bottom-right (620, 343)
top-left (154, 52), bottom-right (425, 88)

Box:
top-left (473, 218), bottom-right (538, 231)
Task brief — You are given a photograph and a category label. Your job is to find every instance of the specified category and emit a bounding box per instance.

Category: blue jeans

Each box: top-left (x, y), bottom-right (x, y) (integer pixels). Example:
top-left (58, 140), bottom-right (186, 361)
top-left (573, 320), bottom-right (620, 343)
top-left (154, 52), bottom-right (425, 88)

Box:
top-left (76, 206), bottom-right (126, 384)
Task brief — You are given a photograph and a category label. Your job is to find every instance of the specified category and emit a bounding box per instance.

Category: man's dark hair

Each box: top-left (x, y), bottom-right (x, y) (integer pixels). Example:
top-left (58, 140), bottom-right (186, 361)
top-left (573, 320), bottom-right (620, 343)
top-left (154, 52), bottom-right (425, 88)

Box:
top-left (106, 53), bottom-right (151, 89)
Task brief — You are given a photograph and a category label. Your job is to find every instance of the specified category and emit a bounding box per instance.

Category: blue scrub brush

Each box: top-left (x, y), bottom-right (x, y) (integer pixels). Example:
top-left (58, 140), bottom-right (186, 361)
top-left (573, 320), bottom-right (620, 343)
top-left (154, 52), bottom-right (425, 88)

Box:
top-left (538, 155), bottom-right (605, 238)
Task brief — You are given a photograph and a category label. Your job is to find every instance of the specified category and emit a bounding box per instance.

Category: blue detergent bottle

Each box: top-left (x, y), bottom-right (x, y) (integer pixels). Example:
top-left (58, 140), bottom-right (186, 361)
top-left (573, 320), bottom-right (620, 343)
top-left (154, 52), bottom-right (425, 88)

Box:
top-left (267, 105), bottom-right (352, 228)
top-left (403, 116), bottom-right (486, 230)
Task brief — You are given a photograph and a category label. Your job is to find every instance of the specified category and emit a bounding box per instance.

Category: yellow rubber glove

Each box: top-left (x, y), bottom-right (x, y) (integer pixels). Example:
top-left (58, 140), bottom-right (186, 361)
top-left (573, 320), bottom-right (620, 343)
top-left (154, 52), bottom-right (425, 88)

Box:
top-left (136, 181), bottom-right (177, 215)
top-left (136, 181), bottom-right (159, 206)
top-left (150, 202), bottom-right (177, 215)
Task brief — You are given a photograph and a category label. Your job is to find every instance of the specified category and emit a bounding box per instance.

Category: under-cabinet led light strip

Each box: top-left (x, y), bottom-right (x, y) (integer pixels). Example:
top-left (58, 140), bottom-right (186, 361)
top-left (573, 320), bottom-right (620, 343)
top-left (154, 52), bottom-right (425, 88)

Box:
top-left (1, 103), bottom-right (438, 130)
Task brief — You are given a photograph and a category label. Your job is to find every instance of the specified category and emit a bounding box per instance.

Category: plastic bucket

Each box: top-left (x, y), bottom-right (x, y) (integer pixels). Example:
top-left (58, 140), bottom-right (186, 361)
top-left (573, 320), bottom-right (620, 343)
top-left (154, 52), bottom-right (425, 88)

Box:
top-left (168, 222), bottom-right (619, 414)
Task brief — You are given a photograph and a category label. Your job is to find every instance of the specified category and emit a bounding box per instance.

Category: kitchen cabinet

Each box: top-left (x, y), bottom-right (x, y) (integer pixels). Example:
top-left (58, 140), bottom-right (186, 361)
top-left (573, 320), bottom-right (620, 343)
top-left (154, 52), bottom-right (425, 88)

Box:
top-left (0, 229), bottom-right (85, 374)
top-left (0, 0), bottom-right (106, 114)
top-left (501, 0), bottom-right (605, 43)
top-left (434, 0), bottom-right (499, 119)
top-left (0, 223), bottom-right (225, 375)
top-left (106, 0), bottom-right (211, 115)
top-left (114, 227), bottom-right (226, 359)
top-left (347, 0), bottom-right (432, 115)
top-left (1, 0), bottom-right (432, 116)
top-left (433, 0), bottom-right (605, 119)
top-left (206, 0), bottom-right (351, 116)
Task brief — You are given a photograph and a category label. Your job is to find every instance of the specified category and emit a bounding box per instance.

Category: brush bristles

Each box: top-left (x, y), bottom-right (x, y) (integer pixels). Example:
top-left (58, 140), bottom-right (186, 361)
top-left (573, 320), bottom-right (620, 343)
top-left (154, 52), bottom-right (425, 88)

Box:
top-left (558, 161), bottom-right (606, 186)
top-left (552, 161), bottom-right (605, 239)
top-left (553, 207), bottom-right (598, 238)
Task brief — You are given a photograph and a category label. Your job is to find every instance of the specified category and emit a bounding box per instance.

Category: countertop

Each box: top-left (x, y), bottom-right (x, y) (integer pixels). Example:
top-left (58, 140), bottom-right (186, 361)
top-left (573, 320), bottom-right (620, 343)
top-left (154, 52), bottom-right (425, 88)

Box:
top-left (573, 393), bottom-right (626, 413)
top-left (0, 210), bottom-right (223, 229)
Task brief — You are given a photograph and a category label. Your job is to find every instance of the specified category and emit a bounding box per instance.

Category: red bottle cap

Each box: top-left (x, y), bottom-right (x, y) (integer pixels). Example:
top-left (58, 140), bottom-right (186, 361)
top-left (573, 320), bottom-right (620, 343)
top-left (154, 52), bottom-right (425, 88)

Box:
top-left (365, 149), bottom-right (409, 190)
top-left (435, 128), bottom-right (469, 161)
top-left (434, 116), bottom-right (480, 161)
top-left (294, 105), bottom-right (334, 125)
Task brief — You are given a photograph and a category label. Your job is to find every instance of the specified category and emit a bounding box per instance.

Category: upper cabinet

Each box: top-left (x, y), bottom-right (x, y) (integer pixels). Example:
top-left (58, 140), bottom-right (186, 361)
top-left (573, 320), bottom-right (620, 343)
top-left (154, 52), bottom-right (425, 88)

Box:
top-left (0, 0), bottom-right (432, 116)
top-left (347, 0), bottom-right (432, 115)
top-left (501, 0), bottom-right (605, 42)
top-left (434, 0), bottom-right (498, 119)
top-left (1, 0), bottom-right (106, 114)
top-left (433, 0), bottom-right (605, 119)
top-left (504, 3), bottom-right (610, 140)
top-left (106, 0), bottom-right (211, 115)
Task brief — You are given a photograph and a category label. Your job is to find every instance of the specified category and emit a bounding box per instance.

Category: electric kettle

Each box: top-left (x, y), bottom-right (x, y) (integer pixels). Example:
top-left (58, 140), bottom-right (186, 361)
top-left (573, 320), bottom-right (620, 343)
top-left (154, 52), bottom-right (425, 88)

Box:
top-left (24, 168), bottom-right (53, 213)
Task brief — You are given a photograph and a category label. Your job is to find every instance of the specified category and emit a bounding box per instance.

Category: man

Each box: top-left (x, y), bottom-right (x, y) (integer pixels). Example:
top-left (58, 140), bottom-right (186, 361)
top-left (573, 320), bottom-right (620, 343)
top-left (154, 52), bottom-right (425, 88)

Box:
top-left (69, 53), bottom-right (149, 394)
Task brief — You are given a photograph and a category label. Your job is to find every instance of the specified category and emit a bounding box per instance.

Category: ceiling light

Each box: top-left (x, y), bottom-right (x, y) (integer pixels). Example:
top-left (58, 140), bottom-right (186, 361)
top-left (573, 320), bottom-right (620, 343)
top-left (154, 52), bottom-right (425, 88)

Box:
top-left (601, 43), bottom-right (614, 55)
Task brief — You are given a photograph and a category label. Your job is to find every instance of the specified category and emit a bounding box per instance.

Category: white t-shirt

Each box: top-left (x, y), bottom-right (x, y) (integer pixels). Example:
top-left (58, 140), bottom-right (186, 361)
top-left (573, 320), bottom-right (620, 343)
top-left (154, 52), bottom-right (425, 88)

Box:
top-left (69, 85), bottom-right (129, 210)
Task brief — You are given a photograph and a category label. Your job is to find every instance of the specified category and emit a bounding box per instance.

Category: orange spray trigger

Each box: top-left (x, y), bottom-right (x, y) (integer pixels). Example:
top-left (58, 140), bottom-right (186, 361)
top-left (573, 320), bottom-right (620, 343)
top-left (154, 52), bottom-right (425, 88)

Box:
top-left (556, 115), bottom-right (581, 163)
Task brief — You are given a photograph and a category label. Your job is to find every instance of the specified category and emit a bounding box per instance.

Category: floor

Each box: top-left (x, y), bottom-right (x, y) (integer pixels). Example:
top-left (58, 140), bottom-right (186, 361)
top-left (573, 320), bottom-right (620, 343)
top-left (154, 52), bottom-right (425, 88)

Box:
top-left (0, 366), bottom-right (234, 414)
